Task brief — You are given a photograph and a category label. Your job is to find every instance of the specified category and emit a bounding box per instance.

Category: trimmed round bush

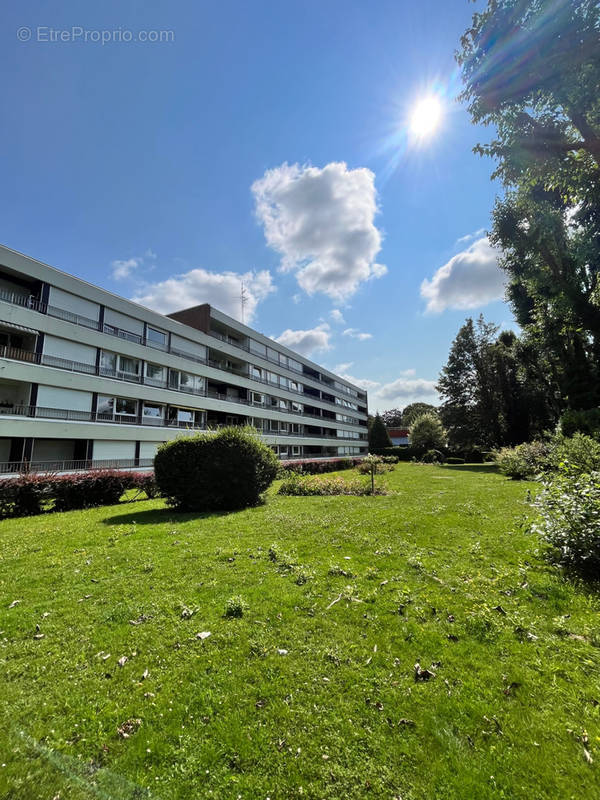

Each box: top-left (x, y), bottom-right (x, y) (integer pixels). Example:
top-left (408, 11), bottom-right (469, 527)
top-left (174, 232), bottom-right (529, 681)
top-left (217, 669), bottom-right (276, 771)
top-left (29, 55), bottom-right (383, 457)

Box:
top-left (154, 426), bottom-right (279, 511)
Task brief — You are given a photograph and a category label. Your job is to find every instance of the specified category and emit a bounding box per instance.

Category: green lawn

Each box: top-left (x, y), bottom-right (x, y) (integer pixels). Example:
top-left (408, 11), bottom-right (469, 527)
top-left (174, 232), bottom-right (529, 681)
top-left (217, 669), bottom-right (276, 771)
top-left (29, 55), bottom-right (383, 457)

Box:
top-left (1, 464), bottom-right (599, 799)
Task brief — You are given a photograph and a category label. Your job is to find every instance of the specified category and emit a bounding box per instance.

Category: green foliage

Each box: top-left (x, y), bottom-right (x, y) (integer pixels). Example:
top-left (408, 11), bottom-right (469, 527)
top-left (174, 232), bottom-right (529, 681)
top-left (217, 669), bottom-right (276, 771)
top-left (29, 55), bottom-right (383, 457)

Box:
top-left (401, 402), bottom-right (438, 427)
top-left (368, 413), bottom-right (392, 450)
top-left (410, 413), bottom-right (447, 451)
top-left (458, 0), bottom-right (600, 412)
top-left (494, 441), bottom-right (550, 480)
top-left (154, 426), bottom-right (279, 511)
top-left (52, 471), bottom-right (129, 512)
top-left (533, 468), bottom-right (600, 576)
top-left (560, 408), bottom-right (600, 438)
top-left (550, 432), bottom-right (600, 475)
top-left (421, 449), bottom-right (444, 464)
top-left (224, 595), bottom-right (246, 618)
top-left (0, 473), bottom-right (49, 518)
top-left (438, 316), bottom-right (555, 450)
top-left (277, 473), bottom-right (381, 496)
top-left (380, 408), bottom-right (403, 427)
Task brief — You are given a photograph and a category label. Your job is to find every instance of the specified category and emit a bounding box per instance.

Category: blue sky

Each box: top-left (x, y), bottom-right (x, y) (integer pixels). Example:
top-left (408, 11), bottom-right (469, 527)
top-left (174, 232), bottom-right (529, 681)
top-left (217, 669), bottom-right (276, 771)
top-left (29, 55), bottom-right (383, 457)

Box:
top-left (2, 0), bottom-right (512, 411)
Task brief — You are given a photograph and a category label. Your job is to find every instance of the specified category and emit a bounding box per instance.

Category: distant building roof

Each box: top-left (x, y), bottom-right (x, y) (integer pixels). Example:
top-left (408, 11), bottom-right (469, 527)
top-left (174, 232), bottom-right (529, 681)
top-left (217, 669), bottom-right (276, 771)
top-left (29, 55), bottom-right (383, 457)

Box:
top-left (387, 428), bottom-right (409, 438)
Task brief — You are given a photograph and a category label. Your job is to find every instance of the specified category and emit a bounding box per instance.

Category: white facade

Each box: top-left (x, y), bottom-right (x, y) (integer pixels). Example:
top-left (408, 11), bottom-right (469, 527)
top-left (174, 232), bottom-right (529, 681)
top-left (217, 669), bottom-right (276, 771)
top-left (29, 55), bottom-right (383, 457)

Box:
top-left (0, 244), bottom-right (369, 473)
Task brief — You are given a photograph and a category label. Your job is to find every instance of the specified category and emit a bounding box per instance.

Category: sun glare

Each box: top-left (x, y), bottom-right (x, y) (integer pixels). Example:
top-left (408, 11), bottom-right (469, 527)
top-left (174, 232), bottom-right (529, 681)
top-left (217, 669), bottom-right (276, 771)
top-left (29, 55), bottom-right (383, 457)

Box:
top-left (410, 95), bottom-right (443, 139)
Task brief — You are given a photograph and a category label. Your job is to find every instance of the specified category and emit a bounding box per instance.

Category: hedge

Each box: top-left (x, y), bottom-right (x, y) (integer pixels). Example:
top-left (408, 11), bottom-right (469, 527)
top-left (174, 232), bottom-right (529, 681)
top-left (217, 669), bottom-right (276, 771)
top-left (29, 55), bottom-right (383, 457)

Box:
top-left (0, 469), bottom-right (158, 519)
top-left (278, 457), bottom-right (364, 475)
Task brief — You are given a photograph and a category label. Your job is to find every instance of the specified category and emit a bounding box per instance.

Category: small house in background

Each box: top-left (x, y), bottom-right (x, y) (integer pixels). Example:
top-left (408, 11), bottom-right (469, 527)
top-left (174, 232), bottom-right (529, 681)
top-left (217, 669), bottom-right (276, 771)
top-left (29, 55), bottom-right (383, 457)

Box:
top-left (387, 427), bottom-right (409, 446)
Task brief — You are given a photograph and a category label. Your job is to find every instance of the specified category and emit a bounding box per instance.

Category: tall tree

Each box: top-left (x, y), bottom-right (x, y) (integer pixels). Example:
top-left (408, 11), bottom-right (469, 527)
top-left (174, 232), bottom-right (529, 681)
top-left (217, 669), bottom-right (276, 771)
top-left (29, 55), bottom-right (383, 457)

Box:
top-left (380, 408), bottom-right (403, 427)
top-left (437, 316), bottom-right (555, 449)
top-left (458, 0), bottom-right (600, 410)
top-left (368, 413), bottom-right (392, 450)
top-left (402, 403), bottom-right (438, 427)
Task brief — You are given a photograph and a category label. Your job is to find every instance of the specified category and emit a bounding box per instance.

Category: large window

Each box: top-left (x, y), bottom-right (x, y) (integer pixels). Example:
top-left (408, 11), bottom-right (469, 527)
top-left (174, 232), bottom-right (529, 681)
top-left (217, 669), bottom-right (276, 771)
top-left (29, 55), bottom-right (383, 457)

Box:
top-left (100, 351), bottom-right (140, 380)
top-left (142, 402), bottom-right (163, 419)
top-left (97, 395), bottom-right (137, 419)
top-left (250, 365), bottom-right (263, 381)
top-left (145, 362), bottom-right (166, 384)
top-left (169, 369), bottom-right (204, 394)
top-left (147, 327), bottom-right (167, 349)
top-left (249, 339), bottom-right (266, 357)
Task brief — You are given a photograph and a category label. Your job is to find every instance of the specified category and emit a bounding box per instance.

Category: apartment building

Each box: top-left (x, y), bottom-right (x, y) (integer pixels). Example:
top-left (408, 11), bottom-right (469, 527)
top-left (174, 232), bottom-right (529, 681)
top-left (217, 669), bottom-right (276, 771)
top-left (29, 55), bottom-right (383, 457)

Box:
top-left (0, 245), bottom-right (369, 473)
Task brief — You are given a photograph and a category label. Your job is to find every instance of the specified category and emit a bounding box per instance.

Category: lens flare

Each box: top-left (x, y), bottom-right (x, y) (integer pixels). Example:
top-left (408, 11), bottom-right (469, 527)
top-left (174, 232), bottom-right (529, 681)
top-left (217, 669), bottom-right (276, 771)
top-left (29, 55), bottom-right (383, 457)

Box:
top-left (410, 96), bottom-right (443, 139)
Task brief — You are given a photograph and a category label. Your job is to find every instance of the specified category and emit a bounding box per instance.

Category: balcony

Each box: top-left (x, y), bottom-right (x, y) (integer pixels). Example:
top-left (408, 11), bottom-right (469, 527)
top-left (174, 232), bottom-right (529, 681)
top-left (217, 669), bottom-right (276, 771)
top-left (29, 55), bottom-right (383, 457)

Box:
top-left (0, 287), bottom-right (368, 403)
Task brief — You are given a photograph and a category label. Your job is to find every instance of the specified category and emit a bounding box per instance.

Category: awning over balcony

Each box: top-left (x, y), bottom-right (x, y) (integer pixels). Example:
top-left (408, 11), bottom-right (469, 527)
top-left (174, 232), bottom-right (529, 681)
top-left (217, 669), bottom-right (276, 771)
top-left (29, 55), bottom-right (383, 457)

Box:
top-left (0, 320), bottom-right (38, 335)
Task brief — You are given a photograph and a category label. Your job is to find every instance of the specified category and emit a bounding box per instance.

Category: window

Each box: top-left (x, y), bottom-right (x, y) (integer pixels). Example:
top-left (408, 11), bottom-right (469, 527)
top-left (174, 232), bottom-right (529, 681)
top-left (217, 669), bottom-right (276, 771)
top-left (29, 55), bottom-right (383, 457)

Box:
top-left (280, 422), bottom-right (289, 433)
top-left (251, 365), bottom-right (262, 380)
top-left (289, 358), bottom-right (302, 372)
top-left (279, 354), bottom-right (288, 368)
top-left (251, 392), bottom-right (265, 405)
top-left (291, 423), bottom-right (301, 434)
top-left (146, 362), bottom-right (166, 382)
top-left (291, 401), bottom-right (303, 413)
top-left (269, 420), bottom-right (278, 432)
top-left (249, 339), bottom-right (267, 357)
top-left (169, 370), bottom-right (204, 394)
top-left (267, 347), bottom-right (279, 363)
top-left (292, 446), bottom-right (301, 456)
top-left (98, 395), bottom-right (137, 418)
top-left (278, 399), bottom-right (288, 410)
top-left (142, 403), bottom-right (163, 418)
top-left (147, 327), bottom-right (167, 347)
top-left (119, 356), bottom-right (140, 376)
top-left (289, 380), bottom-right (300, 393)
top-left (100, 351), bottom-right (117, 373)
top-left (116, 398), bottom-right (137, 416)
top-left (267, 372), bottom-right (278, 385)
top-left (280, 376), bottom-right (288, 389)
top-left (97, 395), bottom-right (115, 416)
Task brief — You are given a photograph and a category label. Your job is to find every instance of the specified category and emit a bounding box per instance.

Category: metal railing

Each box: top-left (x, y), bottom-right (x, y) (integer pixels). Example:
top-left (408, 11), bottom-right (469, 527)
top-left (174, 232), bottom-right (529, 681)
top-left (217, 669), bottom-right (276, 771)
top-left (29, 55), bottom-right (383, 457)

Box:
top-left (0, 457), bottom-right (154, 475)
top-left (0, 287), bottom-right (367, 403)
top-left (0, 403), bottom-right (367, 441)
top-left (0, 344), bottom-right (366, 427)
top-left (0, 289), bottom-right (367, 417)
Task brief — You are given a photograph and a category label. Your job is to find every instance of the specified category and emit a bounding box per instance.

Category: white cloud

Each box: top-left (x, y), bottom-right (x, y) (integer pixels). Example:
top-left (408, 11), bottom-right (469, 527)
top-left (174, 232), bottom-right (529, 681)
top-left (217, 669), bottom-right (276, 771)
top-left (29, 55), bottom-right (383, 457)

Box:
top-left (420, 236), bottom-right (504, 313)
top-left (330, 308), bottom-right (346, 324)
top-left (455, 228), bottom-right (486, 246)
top-left (132, 268), bottom-right (275, 323)
top-left (111, 248), bottom-right (157, 281)
top-left (252, 161), bottom-right (387, 300)
top-left (334, 362), bottom-right (354, 374)
top-left (335, 369), bottom-right (438, 411)
top-left (274, 323), bottom-right (331, 357)
top-left (111, 257), bottom-right (143, 280)
top-left (342, 328), bottom-right (372, 341)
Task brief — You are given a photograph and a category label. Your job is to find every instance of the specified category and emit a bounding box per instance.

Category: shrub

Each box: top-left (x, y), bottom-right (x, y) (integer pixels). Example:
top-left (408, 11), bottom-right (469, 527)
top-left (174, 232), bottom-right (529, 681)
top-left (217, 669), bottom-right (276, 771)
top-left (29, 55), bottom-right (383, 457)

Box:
top-left (278, 457), bottom-right (363, 476)
top-left (224, 595), bottom-right (246, 618)
top-left (128, 471), bottom-right (160, 499)
top-left (421, 449), bottom-right (444, 464)
top-left (370, 446), bottom-right (425, 461)
top-left (52, 470), bottom-right (129, 511)
top-left (410, 413), bottom-right (447, 451)
top-left (278, 474), bottom-right (383, 496)
top-left (494, 441), bottom-right (550, 479)
top-left (560, 408), bottom-right (600, 438)
top-left (549, 432), bottom-right (600, 475)
top-left (446, 456), bottom-right (465, 465)
top-left (0, 473), bottom-right (51, 518)
top-left (533, 468), bottom-right (600, 576)
top-left (381, 455), bottom-right (399, 464)
top-left (154, 426), bottom-right (279, 511)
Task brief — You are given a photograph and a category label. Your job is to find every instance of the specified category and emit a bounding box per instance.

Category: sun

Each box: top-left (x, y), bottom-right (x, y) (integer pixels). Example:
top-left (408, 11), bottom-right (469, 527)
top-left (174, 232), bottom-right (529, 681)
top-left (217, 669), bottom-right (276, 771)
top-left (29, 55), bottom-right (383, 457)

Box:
top-left (409, 95), bottom-right (443, 139)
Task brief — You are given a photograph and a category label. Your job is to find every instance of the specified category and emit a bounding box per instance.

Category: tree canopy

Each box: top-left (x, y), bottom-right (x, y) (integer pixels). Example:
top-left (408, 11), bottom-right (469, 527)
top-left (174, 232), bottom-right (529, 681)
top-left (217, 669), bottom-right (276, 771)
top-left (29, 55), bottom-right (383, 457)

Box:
top-left (458, 0), bottom-right (600, 412)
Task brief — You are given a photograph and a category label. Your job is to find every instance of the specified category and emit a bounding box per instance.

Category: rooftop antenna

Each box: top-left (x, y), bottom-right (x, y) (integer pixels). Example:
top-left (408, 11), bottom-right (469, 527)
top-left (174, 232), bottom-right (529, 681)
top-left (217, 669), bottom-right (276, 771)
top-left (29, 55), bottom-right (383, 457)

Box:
top-left (240, 282), bottom-right (248, 324)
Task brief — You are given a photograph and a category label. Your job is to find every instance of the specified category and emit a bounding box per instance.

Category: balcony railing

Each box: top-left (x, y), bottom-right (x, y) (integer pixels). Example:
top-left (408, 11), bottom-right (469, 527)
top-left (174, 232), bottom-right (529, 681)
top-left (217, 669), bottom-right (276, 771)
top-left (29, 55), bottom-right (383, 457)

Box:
top-left (0, 457), bottom-right (154, 475)
top-left (0, 344), bottom-right (366, 427)
top-left (0, 404), bottom-right (367, 442)
top-left (0, 287), bottom-right (367, 405)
